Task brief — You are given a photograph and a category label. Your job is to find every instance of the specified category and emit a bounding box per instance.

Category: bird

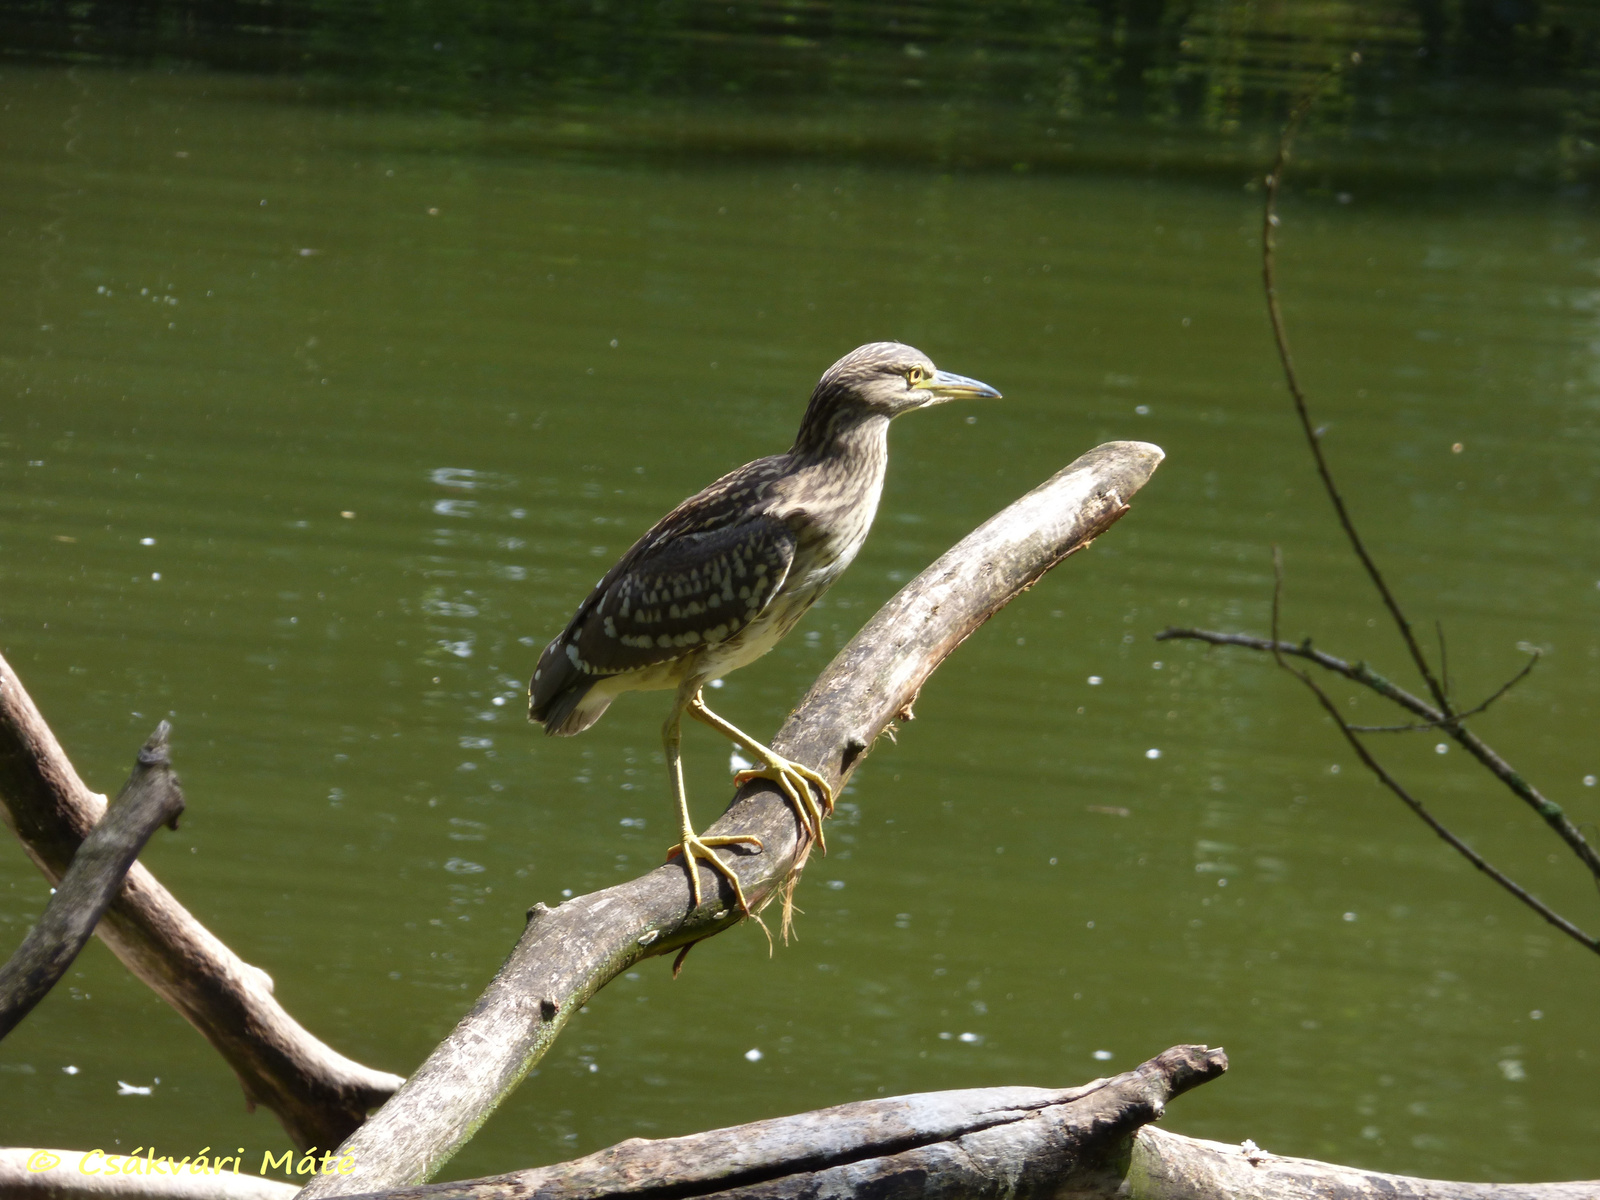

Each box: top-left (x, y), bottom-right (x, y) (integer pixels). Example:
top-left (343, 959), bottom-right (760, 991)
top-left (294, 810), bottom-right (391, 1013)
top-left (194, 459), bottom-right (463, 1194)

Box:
top-left (528, 342), bottom-right (1000, 911)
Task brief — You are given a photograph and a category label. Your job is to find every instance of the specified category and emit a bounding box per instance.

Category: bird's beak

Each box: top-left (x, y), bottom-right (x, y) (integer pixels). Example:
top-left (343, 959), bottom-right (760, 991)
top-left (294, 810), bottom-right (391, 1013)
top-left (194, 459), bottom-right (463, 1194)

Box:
top-left (917, 369), bottom-right (1002, 403)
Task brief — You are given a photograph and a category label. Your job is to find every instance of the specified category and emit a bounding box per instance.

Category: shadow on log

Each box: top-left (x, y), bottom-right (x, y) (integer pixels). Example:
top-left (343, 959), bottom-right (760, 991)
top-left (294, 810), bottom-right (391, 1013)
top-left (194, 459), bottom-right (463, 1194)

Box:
top-left (0, 721), bottom-right (185, 1039)
top-left (0, 656), bottom-right (404, 1149)
top-left (300, 441), bottom-right (1166, 1196)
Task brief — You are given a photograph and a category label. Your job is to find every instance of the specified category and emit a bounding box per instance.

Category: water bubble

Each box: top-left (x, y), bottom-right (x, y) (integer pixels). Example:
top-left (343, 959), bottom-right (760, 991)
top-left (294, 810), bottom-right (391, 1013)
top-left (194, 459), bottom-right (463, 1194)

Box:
top-left (744, 1048), bottom-right (763, 1062)
top-left (1092, 1049), bottom-right (1113, 1061)
top-left (1145, 748), bottom-right (1162, 760)
top-left (1087, 675), bottom-right (1102, 685)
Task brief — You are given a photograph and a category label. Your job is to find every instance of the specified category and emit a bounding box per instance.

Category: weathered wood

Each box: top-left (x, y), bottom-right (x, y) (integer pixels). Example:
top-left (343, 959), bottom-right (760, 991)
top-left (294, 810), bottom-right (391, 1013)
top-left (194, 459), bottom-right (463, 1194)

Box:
top-left (0, 656), bottom-right (404, 1150)
top-left (1126, 1126), bottom-right (1600, 1200)
top-left (0, 1149), bottom-right (296, 1200)
top-left (341, 1044), bottom-right (1223, 1200)
top-left (9, 1044), bottom-right (1591, 1200)
top-left (0, 722), bottom-right (185, 1039)
top-left (300, 440), bottom-right (1166, 1197)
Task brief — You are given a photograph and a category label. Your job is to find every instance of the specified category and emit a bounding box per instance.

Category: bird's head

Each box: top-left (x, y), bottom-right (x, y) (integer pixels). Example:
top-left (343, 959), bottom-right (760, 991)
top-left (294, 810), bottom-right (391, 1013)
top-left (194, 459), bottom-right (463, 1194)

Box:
top-left (810, 341), bottom-right (1001, 418)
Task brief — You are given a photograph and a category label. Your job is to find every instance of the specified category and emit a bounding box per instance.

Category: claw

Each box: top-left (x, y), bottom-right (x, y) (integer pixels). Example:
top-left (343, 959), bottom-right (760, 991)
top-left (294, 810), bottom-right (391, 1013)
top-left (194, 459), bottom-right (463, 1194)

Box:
top-left (733, 755), bottom-right (835, 853)
top-left (668, 831), bottom-right (763, 911)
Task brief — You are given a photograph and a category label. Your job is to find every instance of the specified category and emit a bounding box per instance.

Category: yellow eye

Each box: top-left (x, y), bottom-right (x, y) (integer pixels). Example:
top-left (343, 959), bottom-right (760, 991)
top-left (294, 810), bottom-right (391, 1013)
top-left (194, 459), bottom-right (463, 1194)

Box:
top-left (907, 365), bottom-right (930, 385)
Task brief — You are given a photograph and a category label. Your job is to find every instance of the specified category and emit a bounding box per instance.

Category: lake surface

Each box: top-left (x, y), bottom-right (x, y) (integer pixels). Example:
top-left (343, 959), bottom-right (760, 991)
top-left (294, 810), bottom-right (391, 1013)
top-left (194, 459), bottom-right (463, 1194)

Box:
top-left (1, 61), bottom-right (1597, 1182)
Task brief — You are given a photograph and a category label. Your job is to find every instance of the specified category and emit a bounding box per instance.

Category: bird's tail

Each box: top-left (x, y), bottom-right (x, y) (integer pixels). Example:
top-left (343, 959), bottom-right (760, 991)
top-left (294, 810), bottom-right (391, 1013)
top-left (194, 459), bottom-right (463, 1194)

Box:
top-left (529, 674), bottom-right (612, 736)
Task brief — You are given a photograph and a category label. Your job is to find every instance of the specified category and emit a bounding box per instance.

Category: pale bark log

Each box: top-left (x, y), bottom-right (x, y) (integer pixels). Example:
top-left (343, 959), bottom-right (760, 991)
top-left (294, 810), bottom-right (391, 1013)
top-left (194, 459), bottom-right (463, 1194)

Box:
top-left (1127, 1126), bottom-right (1600, 1200)
top-left (299, 440), bottom-right (1166, 1197)
top-left (0, 1150), bottom-right (296, 1200)
top-left (0, 656), bottom-right (404, 1150)
top-left (0, 721), bottom-right (185, 1038)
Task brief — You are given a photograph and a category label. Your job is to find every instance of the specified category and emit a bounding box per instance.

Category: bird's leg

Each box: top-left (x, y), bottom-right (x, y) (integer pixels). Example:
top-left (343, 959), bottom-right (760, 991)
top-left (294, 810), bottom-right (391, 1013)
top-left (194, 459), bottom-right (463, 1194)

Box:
top-left (662, 683), bottom-right (762, 912)
top-left (687, 690), bottom-right (834, 853)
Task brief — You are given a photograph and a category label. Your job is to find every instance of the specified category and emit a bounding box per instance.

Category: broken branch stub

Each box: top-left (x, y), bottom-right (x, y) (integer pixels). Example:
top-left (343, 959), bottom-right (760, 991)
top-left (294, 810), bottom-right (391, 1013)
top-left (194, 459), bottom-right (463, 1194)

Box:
top-left (300, 440), bottom-right (1165, 1196)
top-left (0, 657), bottom-right (404, 1149)
top-left (0, 721), bottom-right (186, 1040)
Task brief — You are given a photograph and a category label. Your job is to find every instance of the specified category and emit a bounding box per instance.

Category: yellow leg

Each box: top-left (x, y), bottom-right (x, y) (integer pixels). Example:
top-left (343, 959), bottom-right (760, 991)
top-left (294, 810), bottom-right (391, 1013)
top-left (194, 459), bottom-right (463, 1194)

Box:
top-left (663, 683), bottom-right (762, 911)
top-left (688, 690), bottom-right (834, 854)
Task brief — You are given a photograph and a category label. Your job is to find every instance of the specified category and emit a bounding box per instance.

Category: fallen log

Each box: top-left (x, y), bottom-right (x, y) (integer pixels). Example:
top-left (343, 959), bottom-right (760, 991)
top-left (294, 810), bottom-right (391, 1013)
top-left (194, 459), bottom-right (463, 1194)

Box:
top-left (346, 1044), bottom-right (1223, 1200)
top-left (0, 721), bottom-right (185, 1039)
top-left (299, 440), bottom-right (1166, 1196)
top-left (9, 1046), bottom-right (1593, 1199)
top-left (0, 656), bottom-right (404, 1150)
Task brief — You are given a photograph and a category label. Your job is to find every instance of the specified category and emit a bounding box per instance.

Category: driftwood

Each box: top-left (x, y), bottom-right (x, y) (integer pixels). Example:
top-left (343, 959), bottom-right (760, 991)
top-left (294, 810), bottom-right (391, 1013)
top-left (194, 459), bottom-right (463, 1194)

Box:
top-left (0, 655), bottom-right (404, 1150)
top-left (0, 1150), bottom-right (296, 1200)
top-left (0, 722), bottom-right (185, 1039)
top-left (1128, 1128), bottom-right (1600, 1200)
top-left (8, 1048), bottom-right (1597, 1200)
top-left (344, 1044), bottom-right (1225, 1200)
top-left (299, 440), bottom-right (1167, 1196)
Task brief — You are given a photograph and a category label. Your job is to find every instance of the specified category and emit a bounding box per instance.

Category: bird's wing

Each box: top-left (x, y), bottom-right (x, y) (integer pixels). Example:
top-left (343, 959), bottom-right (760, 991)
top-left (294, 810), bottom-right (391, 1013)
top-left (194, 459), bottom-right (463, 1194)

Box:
top-left (560, 513), bottom-right (798, 677)
top-left (530, 455), bottom-right (796, 719)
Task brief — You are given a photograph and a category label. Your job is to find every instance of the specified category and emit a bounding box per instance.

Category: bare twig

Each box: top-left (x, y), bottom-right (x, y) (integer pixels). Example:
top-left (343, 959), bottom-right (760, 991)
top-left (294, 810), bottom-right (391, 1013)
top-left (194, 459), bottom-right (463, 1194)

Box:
top-left (298, 441), bottom-right (1166, 1196)
top-left (1157, 628), bottom-right (1600, 884)
top-left (1262, 55), bottom-right (1452, 717)
top-left (0, 722), bottom-right (185, 1040)
top-left (1253, 563), bottom-right (1597, 954)
top-left (0, 657), bottom-right (404, 1149)
top-left (1349, 649), bottom-right (1540, 732)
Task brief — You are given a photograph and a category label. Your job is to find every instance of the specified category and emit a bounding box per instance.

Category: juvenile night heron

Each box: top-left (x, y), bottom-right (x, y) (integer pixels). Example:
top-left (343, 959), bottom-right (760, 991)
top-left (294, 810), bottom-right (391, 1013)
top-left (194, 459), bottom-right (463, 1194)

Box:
top-left (529, 342), bottom-right (1000, 910)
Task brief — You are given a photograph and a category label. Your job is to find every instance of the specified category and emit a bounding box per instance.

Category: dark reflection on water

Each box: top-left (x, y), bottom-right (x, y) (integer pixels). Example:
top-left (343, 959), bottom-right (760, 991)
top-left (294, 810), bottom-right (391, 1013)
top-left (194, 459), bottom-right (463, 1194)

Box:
top-left (6, 1), bottom-right (1600, 181)
top-left (0, 30), bottom-right (1598, 1191)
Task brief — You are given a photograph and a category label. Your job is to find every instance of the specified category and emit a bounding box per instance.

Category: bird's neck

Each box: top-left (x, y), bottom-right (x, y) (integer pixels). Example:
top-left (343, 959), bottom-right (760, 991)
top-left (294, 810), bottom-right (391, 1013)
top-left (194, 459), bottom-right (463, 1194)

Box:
top-left (789, 403), bottom-right (888, 469)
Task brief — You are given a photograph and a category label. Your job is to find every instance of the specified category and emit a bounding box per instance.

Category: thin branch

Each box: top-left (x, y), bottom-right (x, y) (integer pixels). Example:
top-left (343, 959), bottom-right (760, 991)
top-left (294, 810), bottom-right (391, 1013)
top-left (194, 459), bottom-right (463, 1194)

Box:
top-left (1262, 56), bottom-right (1452, 716)
top-left (1349, 648), bottom-right (1539, 731)
top-left (0, 723), bottom-right (185, 1040)
top-left (1281, 653), bottom-right (1597, 955)
top-left (1158, 628), bottom-right (1600, 882)
top-left (1437, 619), bottom-right (1451, 703)
top-left (298, 441), bottom-right (1166, 1197)
top-left (1258, 556), bottom-right (1596, 952)
top-left (0, 658), bottom-right (404, 1149)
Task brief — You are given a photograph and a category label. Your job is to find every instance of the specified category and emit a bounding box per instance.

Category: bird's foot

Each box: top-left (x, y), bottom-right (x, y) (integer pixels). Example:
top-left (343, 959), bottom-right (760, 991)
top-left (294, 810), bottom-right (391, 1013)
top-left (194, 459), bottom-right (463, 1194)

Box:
top-left (733, 753), bottom-right (834, 853)
top-left (666, 831), bottom-right (763, 911)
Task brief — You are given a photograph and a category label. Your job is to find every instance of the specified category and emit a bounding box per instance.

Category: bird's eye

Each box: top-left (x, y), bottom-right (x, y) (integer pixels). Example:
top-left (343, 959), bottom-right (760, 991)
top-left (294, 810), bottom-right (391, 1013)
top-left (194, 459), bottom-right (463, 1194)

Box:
top-left (906, 366), bottom-right (930, 385)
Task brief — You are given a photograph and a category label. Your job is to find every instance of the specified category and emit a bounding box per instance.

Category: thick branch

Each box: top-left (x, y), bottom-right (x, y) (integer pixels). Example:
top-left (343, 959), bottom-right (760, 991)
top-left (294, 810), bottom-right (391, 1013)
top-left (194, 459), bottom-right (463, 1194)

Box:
top-left (0, 657), bottom-right (404, 1150)
top-left (1156, 628), bottom-right (1600, 882)
top-left (0, 722), bottom-right (186, 1039)
top-left (300, 440), bottom-right (1166, 1196)
top-left (0, 1150), bottom-right (296, 1200)
top-left (335, 1044), bottom-right (1224, 1200)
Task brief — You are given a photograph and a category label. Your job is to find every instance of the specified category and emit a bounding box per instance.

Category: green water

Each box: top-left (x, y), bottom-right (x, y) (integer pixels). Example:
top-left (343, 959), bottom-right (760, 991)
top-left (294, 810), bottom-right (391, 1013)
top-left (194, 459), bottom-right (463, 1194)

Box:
top-left (2, 63), bottom-right (1598, 1183)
